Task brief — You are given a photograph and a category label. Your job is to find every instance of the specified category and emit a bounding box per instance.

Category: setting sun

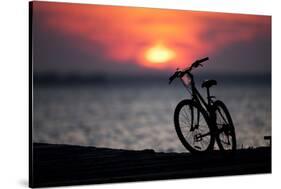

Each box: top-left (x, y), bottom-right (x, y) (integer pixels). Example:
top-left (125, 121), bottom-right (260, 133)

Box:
top-left (145, 43), bottom-right (176, 64)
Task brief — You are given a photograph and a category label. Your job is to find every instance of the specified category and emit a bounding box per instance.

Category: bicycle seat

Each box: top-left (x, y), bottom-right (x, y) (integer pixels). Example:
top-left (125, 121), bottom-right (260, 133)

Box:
top-left (201, 80), bottom-right (217, 88)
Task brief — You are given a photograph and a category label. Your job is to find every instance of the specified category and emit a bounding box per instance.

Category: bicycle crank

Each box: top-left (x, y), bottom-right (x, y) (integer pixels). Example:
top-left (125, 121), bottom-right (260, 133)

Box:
top-left (194, 133), bottom-right (203, 142)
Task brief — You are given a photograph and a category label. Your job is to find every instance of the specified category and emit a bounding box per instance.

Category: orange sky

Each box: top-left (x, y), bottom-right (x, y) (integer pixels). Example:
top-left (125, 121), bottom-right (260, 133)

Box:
top-left (32, 1), bottom-right (271, 73)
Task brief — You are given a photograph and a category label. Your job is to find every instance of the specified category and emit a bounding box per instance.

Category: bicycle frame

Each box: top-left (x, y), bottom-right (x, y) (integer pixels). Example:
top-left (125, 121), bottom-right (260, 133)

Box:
top-left (180, 71), bottom-right (218, 137)
top-left (181, 71), bottom-right (212, 113)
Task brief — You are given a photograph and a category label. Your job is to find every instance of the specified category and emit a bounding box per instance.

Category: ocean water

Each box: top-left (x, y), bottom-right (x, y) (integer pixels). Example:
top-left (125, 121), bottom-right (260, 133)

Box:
top-left (33, 80), bottom-right (271, 152)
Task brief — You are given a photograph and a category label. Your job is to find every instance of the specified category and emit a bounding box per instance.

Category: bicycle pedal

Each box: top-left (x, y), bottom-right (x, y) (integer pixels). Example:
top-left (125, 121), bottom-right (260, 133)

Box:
top-left (194, 146), bottom-right (201, 150)
top-left (194, 134), bottom-right (202, 142)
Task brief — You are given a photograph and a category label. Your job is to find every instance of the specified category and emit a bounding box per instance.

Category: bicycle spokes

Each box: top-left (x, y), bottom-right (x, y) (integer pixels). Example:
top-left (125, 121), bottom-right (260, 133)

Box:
top-left (177, 102), bottom-right (212, 152)
top-left (215, 104), bottom-right (236, 151)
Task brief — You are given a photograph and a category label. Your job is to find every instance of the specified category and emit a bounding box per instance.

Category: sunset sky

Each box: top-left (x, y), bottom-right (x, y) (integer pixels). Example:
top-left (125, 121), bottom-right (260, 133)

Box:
top-left (32, 1), bottom-right (271, 76)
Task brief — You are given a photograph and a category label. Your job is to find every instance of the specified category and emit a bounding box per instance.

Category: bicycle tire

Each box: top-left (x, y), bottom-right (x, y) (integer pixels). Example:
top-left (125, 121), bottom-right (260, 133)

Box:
top-left (174, 100), bottom-right (214, 153)
top-left (213, 100), bottom-right (236, 152)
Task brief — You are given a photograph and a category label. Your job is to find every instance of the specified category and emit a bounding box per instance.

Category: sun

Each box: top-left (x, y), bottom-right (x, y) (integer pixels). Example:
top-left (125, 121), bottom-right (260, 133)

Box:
top-left (145, 43), bottom-right (176, 64)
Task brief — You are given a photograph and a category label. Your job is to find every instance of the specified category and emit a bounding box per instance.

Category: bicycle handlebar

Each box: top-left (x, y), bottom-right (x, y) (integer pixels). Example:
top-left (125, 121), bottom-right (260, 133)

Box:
top-left (169, 57), bottom-right (209, 84)
top-left (169, 70), bottom-right (180, 84)
top-left (193, 57), bottom-right (209, 67)
top-left (183, 57), bottom-right (209, 71)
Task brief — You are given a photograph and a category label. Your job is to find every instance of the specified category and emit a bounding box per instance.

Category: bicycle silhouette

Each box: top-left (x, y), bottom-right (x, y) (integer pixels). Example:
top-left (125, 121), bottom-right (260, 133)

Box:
top-left (169, 57), bottom-right (236, 153)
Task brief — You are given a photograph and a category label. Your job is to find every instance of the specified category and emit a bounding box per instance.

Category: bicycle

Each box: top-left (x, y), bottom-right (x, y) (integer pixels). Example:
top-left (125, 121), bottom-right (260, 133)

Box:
top-left (169, 57), bottom-right (236, 153)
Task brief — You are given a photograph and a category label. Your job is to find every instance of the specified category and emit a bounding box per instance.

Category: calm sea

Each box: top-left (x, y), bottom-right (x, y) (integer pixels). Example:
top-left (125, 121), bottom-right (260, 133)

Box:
top-left (33, 79), bottom-right (271, 152)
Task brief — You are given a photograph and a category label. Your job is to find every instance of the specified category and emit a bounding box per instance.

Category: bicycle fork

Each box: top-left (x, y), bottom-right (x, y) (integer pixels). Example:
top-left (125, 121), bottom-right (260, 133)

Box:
top-left (190, 107), bottom-right (204, 144)
top-left (190, 106), bottom-right (200, 132)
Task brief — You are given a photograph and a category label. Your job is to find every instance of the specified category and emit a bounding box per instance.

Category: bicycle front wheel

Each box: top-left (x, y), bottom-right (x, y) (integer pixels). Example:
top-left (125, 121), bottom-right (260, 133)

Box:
top-left (174, 100), bottom-right (214, 153)
top-left (213, 100), bottom-right (236, 151)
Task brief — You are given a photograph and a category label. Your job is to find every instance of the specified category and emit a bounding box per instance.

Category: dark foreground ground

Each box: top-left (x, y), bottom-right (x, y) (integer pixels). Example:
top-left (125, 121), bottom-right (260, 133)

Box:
top-left (30, 143), bottom-right (271, 188)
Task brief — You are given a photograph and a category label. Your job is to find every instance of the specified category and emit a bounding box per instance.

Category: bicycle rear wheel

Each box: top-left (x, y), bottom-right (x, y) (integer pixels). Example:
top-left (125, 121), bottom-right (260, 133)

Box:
top-left (174, 100), bottom-right (214, 153)
top-left (213, 100), bottom-right (236, 151)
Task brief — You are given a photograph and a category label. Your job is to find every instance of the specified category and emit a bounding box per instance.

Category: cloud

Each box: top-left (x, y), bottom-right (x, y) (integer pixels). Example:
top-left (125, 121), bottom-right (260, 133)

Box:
top-left (32, 1), bottom-right (271, 73)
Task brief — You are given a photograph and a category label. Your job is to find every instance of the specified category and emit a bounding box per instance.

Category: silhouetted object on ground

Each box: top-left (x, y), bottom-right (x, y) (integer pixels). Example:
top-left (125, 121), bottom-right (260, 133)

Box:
top-left (169, 57), bottom-right (236, 153)
top-left (264, 136), bottom-right (272, 147)
top-left (30, 143), bottom-right (271, 188)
